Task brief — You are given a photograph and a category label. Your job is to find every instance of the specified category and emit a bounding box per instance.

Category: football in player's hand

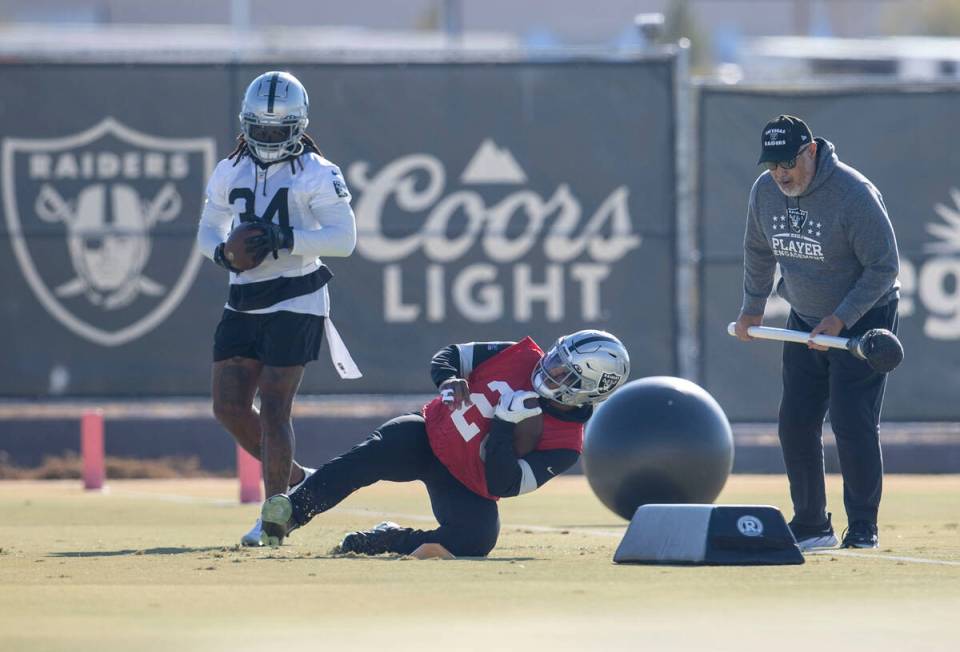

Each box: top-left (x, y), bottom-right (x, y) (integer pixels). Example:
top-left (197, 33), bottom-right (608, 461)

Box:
top-left (512, 395), bottom-right (544, 457)
top-left (224, 222), bottom-right (266, 271)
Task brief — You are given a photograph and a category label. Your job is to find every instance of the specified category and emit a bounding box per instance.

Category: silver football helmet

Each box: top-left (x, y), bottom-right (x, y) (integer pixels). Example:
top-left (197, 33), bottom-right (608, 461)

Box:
top-left (532, 330), bottom-right (630, 407)
top-left (239, 71), bottom-right (309, 163)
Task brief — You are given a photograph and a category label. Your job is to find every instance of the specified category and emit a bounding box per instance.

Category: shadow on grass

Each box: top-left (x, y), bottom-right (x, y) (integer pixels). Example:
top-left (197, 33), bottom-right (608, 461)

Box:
top-left (49, 546), bottom-right (226, 558)
top-left (326, 554), bottom-right (538, 562)
top-left (49, 548), bottom-right (540, 561)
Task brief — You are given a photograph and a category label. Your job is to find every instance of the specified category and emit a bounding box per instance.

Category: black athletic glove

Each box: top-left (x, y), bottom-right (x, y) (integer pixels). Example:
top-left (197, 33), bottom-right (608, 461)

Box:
top-left (245, 221), bottom-right (294, 262)
top-left (213, 242), bottom-right (243, 274)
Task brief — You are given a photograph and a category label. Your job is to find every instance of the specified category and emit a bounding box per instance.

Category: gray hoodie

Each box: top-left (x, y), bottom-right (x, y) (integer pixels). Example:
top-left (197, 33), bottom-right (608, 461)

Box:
top-left (741, 138), bottom-right (900, 328)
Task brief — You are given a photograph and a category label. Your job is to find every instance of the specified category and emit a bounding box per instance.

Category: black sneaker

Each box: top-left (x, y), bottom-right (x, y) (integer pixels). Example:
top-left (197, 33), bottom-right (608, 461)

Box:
top-left (337, 521), bottom-right (410, 555)
top-left (788, 513), bottom-right (838, 551)
top-left (841, 520), bottom-right (878, 549)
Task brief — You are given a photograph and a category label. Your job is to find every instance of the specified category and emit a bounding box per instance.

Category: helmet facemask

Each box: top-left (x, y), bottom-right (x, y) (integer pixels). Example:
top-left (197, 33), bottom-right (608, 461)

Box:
top-left (240, 115), bottom-right (307, 162)
top-left (532, 330), bottom-right (630, 407)
top-left (532, 347), bottom-right (585, 406)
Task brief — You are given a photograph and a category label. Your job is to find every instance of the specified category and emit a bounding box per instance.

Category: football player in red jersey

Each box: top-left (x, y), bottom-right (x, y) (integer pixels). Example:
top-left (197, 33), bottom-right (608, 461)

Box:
top-left (257, 330), bottom-right (630, 555)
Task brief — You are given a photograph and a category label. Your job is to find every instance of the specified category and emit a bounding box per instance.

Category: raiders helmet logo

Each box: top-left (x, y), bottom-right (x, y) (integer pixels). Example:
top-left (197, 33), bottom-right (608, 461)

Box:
top-left (2, 117), bottom-right (216, 346)
top-left (597, 372), bottom-right (622, 394)
top-left (787, 207), bottom-right (808, 234)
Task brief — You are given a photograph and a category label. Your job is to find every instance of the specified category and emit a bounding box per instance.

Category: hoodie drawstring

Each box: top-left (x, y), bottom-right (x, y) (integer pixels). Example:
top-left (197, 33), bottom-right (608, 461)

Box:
top-left (249, 154), bottom-right (304, 204)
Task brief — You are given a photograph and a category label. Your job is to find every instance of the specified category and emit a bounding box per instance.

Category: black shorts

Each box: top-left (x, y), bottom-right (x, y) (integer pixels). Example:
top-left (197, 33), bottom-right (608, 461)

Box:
top-left (213, 309), bottom-right (324, 367)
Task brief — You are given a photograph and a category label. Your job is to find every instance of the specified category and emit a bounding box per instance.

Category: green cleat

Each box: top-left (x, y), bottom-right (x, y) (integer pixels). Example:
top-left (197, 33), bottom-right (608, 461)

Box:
top-left (259, 494), bottom-right (295, 547)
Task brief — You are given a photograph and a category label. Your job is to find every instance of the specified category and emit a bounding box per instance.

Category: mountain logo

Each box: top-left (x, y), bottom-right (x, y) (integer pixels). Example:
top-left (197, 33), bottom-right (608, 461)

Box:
top-left (460, 139), bottom-right (528, 185)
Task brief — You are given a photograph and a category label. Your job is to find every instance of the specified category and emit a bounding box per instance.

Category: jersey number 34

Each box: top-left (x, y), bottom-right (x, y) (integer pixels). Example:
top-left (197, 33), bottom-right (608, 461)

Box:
top-left (228, 187), bottom-right (290, 228)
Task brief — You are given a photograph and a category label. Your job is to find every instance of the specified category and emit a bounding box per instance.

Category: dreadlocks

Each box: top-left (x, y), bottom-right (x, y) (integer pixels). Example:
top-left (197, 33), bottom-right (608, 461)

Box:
top-left (228, 133), bottom-right (324, 174)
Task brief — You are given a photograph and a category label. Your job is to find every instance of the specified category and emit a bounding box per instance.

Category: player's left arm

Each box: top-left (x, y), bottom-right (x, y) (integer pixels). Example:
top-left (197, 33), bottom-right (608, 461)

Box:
top-left (833, 184), bottom-right (900, 328)
top-left (430, 342), bottom-right (516, 388)
top-left (431, 342), bottom-right (516, 409)
top-left (288, 164), bottom-right (357, 258)
top-left (484, 421), bottom-right (579, 497)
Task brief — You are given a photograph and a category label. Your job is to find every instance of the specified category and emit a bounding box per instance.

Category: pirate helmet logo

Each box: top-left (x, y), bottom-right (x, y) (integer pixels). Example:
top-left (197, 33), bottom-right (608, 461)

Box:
top-left (787, 208), bottom-right (808, 234)
top-left (36, 182), bottom-right (182, 309)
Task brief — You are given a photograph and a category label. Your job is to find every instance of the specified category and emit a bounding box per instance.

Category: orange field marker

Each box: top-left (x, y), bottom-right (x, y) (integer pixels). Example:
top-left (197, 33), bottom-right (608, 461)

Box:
top-left (236, 444), bottom-right (263, 504)
top-left (81, 410), bottom-right (105, 490)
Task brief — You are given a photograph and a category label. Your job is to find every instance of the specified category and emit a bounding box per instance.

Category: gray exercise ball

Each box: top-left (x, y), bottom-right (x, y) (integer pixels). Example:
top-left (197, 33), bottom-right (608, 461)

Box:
top-left (582, 376), bottom-right (734, 520)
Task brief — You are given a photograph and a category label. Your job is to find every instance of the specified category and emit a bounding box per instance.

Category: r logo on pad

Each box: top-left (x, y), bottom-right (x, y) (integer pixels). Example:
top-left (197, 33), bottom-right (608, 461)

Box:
top-left (737, 515), bottom-right (764, 537)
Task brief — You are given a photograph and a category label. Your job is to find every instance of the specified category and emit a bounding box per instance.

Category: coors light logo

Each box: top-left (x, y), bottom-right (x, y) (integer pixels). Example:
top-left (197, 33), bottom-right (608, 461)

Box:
top-left (895, 187), bottom-right (960, 340)
top-left (2, 118), bottom-right (215, 346)
top-left (349, 139), bottom-right (641, 323)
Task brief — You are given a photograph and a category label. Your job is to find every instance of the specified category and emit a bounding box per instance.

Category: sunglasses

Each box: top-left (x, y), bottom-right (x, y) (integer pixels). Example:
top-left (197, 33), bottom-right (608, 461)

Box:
top-left (764, 144), bottom-right (811, 172)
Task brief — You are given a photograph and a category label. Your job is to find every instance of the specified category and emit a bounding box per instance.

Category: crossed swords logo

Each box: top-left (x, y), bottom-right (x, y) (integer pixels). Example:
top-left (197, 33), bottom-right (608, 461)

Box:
top-left (34, 182), bottom-right (181, 309)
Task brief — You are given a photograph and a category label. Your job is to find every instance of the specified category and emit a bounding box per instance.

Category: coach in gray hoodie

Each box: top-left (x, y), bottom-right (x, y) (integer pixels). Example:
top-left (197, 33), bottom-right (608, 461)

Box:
top-left (733, 115), bottom-right (899, 551)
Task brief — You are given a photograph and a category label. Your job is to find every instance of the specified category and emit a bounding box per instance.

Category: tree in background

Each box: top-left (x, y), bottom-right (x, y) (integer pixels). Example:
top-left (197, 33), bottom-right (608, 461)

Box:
top-left (415, 3), bottom-right (441, 31)
top-left (660, 0), bottom-right (712, 72)
top-left (884, 0), bottom-right (960, 36)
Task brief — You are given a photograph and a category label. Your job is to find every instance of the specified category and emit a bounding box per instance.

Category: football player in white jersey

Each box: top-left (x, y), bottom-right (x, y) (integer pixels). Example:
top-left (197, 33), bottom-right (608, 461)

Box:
top-left (196, 71), bottom-right (358, 546)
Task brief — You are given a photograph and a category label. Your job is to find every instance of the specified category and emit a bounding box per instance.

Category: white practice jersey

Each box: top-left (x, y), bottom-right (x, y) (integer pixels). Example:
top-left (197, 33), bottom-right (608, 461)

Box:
top-left (197, 151), bottom-right (357, 315)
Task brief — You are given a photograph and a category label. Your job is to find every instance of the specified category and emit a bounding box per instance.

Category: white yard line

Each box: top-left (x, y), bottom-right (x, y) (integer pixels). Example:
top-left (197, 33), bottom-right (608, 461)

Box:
top-left (808, 549), bottom-right (960, 566)
top-left (108, 488), bottom-right (960, 567)
top-left (106, 488), bottom-right (238, 506)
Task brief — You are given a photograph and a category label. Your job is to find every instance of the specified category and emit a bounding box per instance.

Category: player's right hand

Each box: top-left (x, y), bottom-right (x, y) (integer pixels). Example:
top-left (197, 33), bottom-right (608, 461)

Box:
top-left (439, 377), bottom-right (470, 411)
top-left (494, 390), bottom-right (542, 424)
top-left (734, 312), bottom-right (763, 342)
top-left (245, 221), bottom-right (294, 262)
top-left (213, 242), bottom-right (243, 274)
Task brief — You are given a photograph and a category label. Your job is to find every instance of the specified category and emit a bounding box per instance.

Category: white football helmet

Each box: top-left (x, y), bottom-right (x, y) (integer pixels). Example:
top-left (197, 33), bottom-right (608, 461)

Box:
top-left (532, 330), bottom-right (630, 407)
top-left (239, 71), bottom-right (309, 163)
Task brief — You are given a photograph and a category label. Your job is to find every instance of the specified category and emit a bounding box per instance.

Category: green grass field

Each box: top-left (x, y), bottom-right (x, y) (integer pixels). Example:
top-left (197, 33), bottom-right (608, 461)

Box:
top-left (1, 475), bottom-right (958, 652)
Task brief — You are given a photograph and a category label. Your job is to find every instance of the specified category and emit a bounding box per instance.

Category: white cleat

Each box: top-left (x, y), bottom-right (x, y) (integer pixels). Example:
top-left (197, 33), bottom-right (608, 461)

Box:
top-left (241, 518), bottom-right (264, 547)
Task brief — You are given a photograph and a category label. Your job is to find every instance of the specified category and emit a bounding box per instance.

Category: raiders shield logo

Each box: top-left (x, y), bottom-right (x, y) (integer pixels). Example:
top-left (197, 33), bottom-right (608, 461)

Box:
top-left (597, 372), bottom-right (621, 394)
top-left (1, 117), bottom-right (215, 346)
top-left (787, 207), bottom-right (808, 234)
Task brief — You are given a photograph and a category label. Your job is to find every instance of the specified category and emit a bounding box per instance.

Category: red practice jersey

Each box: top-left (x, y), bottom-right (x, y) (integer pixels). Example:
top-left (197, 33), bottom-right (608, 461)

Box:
top-left (423, 337), bottom-right (584, 500)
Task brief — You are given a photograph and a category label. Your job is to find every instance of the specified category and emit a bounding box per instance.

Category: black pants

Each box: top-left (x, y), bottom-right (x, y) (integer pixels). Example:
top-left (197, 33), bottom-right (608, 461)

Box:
top-left (289, 413), bottom-right (500, 557)
top-left (778, 300), bottom-right (898, 526)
